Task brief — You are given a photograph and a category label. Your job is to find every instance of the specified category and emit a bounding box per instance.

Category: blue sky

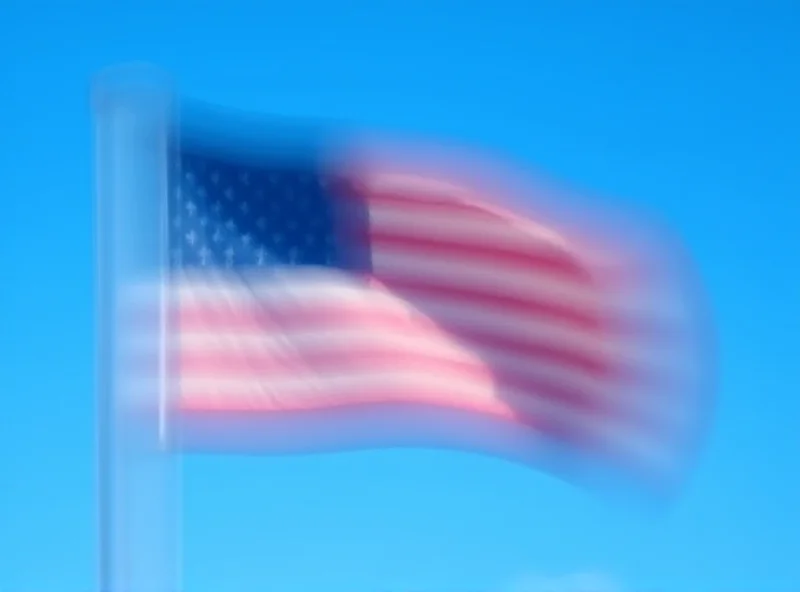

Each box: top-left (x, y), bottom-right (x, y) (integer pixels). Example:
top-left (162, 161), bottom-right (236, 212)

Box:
top-left (2, 1), bottom-right (798, 591)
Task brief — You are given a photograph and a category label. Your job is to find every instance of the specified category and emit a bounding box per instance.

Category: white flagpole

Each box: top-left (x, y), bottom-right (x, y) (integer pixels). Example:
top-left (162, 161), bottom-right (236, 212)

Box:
top-left (94, 63), bottom-right (180, 592)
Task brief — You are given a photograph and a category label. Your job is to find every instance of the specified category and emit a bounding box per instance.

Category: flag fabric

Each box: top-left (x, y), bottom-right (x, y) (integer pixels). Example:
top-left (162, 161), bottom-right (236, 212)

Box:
top-left (166, 113), bottom-right (710, 492)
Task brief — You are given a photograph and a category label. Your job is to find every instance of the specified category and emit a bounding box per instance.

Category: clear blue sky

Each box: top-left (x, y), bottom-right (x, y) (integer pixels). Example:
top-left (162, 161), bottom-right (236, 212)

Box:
top-left (2, 1), bottom-right (798, 591)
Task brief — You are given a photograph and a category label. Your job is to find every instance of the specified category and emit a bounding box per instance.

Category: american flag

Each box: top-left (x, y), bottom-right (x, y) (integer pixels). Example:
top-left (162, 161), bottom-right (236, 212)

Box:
top-left (167, 121), bottom-right (709, 491)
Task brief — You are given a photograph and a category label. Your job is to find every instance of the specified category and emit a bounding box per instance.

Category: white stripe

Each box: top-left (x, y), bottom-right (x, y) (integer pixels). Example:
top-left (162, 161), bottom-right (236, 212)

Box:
top-left (174, 268), bottom-right (404, 311)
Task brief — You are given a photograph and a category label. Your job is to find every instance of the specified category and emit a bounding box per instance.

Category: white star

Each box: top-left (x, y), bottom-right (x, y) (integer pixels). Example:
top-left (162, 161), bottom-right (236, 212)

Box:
top-left (198, 247), bottom-right (211, 266)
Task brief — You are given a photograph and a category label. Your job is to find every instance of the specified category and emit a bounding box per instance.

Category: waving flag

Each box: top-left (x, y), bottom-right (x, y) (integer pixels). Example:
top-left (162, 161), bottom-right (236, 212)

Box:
top-left (162, 107), bottom-right (711, 493)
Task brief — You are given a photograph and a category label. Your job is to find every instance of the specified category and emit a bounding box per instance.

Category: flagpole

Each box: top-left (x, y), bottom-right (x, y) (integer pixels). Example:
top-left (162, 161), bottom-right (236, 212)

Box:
top-left (93, 63), bottom-right (180, 592)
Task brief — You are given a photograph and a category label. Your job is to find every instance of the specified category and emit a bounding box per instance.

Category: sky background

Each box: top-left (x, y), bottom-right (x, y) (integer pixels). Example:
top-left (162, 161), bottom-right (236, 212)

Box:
top-left (2, 1), bottom-right (799, 591)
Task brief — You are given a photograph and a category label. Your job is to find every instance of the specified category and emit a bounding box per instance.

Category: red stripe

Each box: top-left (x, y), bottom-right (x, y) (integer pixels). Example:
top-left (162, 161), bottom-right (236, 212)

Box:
top-left (376, 275), bottom-right (606, 332)
top-left (369, 230), bottom-right (594, 285)
top-left (177, 348), bottom-right (616, 415)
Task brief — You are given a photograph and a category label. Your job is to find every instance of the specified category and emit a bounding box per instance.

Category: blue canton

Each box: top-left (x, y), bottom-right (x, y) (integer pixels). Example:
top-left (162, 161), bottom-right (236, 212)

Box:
top-left (169, 148), bottom-right (341, 271)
